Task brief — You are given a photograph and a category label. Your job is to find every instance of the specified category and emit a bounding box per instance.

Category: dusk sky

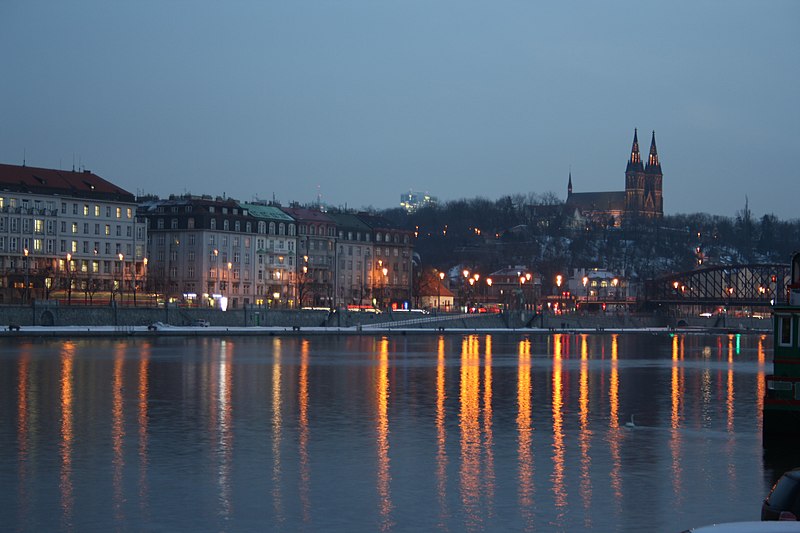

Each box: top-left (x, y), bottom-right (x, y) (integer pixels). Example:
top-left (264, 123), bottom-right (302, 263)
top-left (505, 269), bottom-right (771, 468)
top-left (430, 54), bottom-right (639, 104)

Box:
top-left (2, 2), bottom-right (798, 218)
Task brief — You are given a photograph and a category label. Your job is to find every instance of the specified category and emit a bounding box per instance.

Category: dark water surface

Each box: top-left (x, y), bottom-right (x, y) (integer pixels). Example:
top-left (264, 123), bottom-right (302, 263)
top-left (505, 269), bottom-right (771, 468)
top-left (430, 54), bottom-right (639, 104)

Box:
top-left (1, 332), bottom-right (797, 532)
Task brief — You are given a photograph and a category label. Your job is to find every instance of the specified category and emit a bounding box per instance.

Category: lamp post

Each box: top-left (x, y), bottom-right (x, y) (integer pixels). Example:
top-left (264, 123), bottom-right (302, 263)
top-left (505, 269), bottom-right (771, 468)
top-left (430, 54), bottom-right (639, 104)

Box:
top-left (556, 274), bottom-right (563, 312)
top-left (582, 276), bottom-right (589, 303)
top-left (23, 248), bottom-right (29, 304)
top-left (213, 249), bottom-right (219, 308)
top-left (66, 253), bottom-right (72, 305)
top-left (381, 267), bottom-right (388, 309)
top-left (118, 253), bottom-right (124, 305)
top-left (438, 271), bottom-right (445, 311)
top-left (227, 261), bottom-right (233, 306)
top-left (142, 257), bottom-right (148, 305)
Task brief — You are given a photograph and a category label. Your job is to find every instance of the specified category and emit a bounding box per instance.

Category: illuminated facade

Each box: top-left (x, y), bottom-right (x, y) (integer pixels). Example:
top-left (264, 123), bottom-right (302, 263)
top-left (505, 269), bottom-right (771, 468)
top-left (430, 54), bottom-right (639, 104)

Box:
top-left (0, 163), bottom-right (146, 303)
top-left (141, 196), bottom-right (297, 309)
top-left (566, 129), bottom-right (663, 226)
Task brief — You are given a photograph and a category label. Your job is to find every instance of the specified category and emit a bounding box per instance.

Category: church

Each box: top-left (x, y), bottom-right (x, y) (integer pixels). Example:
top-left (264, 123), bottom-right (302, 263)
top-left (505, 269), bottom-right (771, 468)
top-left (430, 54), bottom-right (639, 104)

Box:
top-left (565, 129), bottom-right (663, 226)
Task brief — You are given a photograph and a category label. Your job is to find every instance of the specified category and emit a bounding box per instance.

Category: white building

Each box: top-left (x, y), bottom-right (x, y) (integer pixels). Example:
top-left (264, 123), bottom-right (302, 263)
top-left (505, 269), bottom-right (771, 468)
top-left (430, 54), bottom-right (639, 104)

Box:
top-left (0, 163), bottom-right (146, 304)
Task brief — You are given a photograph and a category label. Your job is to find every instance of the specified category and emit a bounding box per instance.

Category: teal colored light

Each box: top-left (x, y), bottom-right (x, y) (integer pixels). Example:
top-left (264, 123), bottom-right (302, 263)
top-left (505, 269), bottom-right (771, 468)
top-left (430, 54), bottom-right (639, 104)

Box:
top-left (735, 334), bottom-right (741, 355)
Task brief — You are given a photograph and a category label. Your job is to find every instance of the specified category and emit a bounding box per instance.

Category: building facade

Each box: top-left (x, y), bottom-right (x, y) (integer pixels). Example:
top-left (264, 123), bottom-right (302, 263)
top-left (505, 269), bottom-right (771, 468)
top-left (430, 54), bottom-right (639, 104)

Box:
top-left (0, 163), bottom-right (146, 304)
top-left (141, 195), bottom-right (299, 309)
top-left (566, 129), bottom-right (663, 226)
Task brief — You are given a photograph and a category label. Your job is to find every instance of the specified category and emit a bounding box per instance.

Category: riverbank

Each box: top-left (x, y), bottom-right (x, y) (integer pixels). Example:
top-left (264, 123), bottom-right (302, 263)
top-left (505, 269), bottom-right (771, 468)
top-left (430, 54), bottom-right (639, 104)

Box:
top-left (0, 323), bottom-right (771, 339)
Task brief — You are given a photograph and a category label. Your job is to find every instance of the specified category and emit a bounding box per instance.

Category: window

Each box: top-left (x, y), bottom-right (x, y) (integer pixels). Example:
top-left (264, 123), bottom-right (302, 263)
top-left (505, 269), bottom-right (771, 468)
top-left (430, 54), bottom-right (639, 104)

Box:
top-left (234, 221), bottom-right (240, 232)
top-left (95, 205), bottom-right (100, 216)
top-left (72, 222), bottom-right (78, 234)
top-left (83, 204), bottom-right (89, 216)
top-left (127, 208), bottom-right (132, 219)
top-left (71, 240), bottom-right (78, 253)
top-left (157, 219), bottom-right (165, 229)
top-left (106, 206), bottom-right (111, 217)
top-left (223, 220), bottom-right (229, 231)
top-left (188, 218), bottom-right (195, 229)
top-left (105, 224), bottom-right (111, 236)
top-left (83, 223), bottom-right (89, 234)
top-left (779, 316), bottom-right (794, 347)
top-left (171, 218), bottom-right (178, 229)
top-left (210, 219), bottom-right (216, 230)
top-left (61, 202), bottom-right (67, 214)
top-left (116, 207), bottom-right (122, 218)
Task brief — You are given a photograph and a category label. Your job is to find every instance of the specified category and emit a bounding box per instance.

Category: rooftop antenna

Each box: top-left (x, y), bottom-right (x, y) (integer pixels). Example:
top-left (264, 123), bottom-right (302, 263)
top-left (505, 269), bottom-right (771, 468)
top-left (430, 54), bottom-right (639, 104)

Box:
top-left (72, 153), bottom-right (75, 172)
top-left (317, 185), bottom-right (322, 206)
top-left (23, 148), bottom-right (26, 167)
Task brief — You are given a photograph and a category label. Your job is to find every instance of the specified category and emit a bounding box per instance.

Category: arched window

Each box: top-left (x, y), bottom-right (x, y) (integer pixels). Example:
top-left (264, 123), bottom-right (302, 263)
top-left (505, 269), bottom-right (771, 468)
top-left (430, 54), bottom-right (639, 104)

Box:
top-left (288, 224), bottom-right (295, 236)
top-left (258, 221), bottom-right (266, 234)
top-left (269, 222), bottom-right (275, 235)
top-left (279, 223), bottom-right (285, 235)
top-left (223, 220), bottom-right (229, 231)
top-left (210, 219), bottom-right (217, 230)
top-left (246, 222), bottom-right (252, 233)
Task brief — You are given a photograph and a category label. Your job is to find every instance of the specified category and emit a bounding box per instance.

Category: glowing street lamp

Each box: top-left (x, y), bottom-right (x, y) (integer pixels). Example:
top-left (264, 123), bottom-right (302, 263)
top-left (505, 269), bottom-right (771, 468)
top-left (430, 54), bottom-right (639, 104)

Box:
top-left (23, 248), bottom-right (29, 304)
top-left (66, 253), bottom-right (73, 305)
top-left (118, 253), bottom-right (125, 304)
top-left (437, 271), bottom-right (445, 311)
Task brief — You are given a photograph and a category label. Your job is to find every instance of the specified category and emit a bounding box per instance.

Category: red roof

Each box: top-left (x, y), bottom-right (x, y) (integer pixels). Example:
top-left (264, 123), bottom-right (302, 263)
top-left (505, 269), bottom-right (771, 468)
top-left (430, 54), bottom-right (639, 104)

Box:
top-left (0, 163), bottom-right (134, 202)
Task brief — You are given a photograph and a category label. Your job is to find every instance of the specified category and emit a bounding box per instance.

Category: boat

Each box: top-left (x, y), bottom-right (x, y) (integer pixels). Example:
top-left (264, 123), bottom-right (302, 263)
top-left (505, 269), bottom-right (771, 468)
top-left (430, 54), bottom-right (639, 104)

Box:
top-left (763, 252), bottom-right (800, 445)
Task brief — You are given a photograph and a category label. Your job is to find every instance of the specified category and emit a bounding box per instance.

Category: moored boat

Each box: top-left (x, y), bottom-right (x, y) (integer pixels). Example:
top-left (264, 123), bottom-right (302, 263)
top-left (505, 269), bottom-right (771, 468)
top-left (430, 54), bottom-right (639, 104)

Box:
top-left (763, 252), bottom-right (800, 445)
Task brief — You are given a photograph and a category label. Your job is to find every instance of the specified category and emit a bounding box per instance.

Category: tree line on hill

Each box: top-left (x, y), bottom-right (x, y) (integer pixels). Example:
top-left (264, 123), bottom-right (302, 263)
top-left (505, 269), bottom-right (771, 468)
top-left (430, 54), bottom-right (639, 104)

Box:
top-left (375, 193), bottom-right (800, 287)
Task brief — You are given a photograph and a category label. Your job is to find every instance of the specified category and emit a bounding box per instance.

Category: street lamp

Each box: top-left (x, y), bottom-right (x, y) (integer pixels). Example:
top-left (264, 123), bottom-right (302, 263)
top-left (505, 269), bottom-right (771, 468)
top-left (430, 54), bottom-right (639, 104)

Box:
top-left (23, 248), bottom-right (29, 304)
top-left (228, 261), bottom-right (233, 304)
top-left (213, 249), bottom-right (219, 305)
top-left (142, 257), bottom-right (148, 305)
top-left (583, 276), bottom-right (589, 302)
top-left (438, 271), bottom-right (445, 311)
top-left (66, 253), bottom-right (72, 305)
top-left (118, 253), bottom-right (124, 305)
top-left (382, 267), bottom-right (388, 308)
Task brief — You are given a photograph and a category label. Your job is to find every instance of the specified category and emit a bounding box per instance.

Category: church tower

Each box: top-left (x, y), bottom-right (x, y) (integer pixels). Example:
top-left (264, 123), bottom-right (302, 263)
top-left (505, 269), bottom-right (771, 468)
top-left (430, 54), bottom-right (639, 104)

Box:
top-left (644, 131), bottom-right (663, 218)
top-left (624, 129), bottom-right (645, 217)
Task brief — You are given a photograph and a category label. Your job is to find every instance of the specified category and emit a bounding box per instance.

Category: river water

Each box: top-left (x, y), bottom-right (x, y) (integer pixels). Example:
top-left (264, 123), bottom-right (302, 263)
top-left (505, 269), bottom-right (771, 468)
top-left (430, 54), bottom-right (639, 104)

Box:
top-left (0, 332), bottom-right (797, 532)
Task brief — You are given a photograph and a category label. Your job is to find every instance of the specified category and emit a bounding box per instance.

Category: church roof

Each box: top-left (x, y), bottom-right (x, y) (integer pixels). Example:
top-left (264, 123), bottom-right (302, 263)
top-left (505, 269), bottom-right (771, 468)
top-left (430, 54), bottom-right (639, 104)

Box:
top-left (566, 191), bottom-right (626, 212)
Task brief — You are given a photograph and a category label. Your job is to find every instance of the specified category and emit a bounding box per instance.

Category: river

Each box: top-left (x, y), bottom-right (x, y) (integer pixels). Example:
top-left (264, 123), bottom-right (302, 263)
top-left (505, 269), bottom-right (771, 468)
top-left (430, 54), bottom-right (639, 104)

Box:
top-left (0, 332), bottom-right (796, 532)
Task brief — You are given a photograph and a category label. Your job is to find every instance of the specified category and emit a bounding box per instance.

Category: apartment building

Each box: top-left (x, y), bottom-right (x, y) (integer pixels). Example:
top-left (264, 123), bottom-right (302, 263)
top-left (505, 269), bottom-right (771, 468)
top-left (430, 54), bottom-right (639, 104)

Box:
top-left (0, 163), bottom-right (146, 303)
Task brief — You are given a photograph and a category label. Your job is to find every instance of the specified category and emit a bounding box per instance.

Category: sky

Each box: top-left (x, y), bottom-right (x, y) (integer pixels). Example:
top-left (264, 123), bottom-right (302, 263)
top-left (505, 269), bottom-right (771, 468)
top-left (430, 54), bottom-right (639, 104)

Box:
top-left (1, 1), bottom-right (798, 218)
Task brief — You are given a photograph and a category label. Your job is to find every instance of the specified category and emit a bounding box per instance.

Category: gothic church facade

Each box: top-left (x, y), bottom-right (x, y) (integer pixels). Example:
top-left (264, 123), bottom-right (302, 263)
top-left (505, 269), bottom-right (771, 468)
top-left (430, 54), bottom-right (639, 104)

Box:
top-left (566, 129), bottom-right (663, 226)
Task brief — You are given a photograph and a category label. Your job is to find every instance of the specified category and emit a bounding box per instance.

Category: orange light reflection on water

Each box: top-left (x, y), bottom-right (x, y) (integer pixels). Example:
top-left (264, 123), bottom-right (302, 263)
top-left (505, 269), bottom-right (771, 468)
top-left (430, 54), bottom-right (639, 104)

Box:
top-left (459, 335), bottom-right (482, 531)
top-left (17, 344), bottom-right (32, 526)
top-left (435, 336), bottom-right (449, 527)
top-left (60, 341), bottom-right (75, 529)
top-left (551, 334), bottom-right (566, 515)
top-left (112, 343), bottom-right (126, 523)
top-left (608, 334), bottom-right (622, 507)
top-left (670, 334), bottom-right (684, 504)
top-left (299, 339), bottom-right (311, 524)
top-left (483, 335), bottom-right (495, 520)
top-left (756, 335), bottom-right (766, 433)
top-left (727, 336), bottom-right (735, 434)
top-left (272, 338), bottom-right (285, 525)
top-left (578, 335), bottom-right (592, 527)
top-left (138, 342), bottom-right (150, 519)
top-left (376, 337), bottom-right (393, 531)
top-left (517, 338), bottom-right (534, 529)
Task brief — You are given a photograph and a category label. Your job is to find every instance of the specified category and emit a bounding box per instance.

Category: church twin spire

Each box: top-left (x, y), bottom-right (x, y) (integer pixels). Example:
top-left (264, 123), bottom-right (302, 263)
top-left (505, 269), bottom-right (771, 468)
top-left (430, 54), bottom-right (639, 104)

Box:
top-left (626, 128), bottom-right (644, 173)
top-left (646, 130), bottom-right (661, 173)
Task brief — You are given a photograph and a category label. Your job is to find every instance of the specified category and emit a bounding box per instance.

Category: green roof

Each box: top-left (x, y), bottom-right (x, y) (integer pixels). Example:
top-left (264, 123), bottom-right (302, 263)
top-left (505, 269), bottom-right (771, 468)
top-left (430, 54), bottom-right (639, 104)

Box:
top-left (241, 203), bottom-right (295, 222)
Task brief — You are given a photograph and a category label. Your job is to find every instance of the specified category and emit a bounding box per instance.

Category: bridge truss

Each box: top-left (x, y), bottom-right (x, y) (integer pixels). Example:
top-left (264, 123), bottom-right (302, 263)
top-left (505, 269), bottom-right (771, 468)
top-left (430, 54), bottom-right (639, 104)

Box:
top-left (644, 263), bottom-right (790, 308)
